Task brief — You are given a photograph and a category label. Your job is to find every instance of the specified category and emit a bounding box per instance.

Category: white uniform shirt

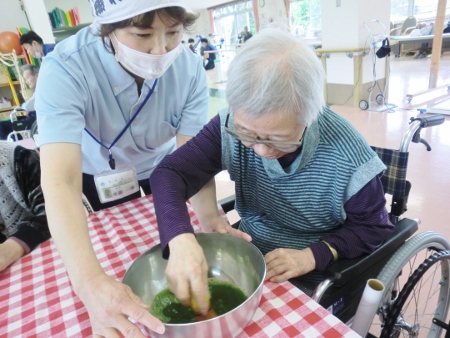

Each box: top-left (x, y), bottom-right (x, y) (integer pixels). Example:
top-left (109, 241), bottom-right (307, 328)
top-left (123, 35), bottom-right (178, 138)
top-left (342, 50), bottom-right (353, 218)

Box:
top-left (36, 26), bottom-right (208, 180)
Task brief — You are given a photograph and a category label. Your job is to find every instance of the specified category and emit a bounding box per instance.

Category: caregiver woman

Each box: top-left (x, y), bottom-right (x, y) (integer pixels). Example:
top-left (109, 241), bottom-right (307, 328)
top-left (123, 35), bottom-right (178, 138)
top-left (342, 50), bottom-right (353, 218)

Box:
top-left (35, 0), bottom-right (225, 336)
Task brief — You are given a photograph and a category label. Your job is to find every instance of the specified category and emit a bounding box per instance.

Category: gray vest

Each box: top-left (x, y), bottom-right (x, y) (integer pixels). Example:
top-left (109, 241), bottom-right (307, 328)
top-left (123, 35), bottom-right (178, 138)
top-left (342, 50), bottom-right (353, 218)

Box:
top-left (220, 107), bottom-right (385, 259)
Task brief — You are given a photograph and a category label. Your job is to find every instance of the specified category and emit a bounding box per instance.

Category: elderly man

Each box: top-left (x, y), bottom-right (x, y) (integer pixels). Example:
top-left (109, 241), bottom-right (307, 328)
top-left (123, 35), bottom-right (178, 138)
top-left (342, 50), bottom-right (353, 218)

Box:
top-left (0, 64), bottom-right (39, 140)
top-left (150, 28), bottom-right (395, 314)
top-left (19, 31), bottom-right (55, 58)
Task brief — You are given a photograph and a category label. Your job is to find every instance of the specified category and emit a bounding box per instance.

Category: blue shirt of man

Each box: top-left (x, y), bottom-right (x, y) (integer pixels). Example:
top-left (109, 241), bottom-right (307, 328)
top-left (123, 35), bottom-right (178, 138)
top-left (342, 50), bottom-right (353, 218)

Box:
top-left (43, 44), bottom-right (55, 56)
top-left (201, 38), bottom-right (217, 70)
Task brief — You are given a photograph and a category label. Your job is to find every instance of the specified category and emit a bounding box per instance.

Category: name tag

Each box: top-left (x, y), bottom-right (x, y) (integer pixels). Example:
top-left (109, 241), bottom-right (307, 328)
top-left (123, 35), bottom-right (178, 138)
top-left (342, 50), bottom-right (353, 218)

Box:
top-left (94, 165), bottom-right (139, 204)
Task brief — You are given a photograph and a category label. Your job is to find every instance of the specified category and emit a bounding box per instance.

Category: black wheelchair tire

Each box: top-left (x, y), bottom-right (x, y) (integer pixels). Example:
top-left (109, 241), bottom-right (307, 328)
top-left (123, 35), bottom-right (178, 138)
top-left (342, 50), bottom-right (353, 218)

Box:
top-left (380, 250), bottom-right (450, 338)
top-left (370, 232), bottom-right (450, 337)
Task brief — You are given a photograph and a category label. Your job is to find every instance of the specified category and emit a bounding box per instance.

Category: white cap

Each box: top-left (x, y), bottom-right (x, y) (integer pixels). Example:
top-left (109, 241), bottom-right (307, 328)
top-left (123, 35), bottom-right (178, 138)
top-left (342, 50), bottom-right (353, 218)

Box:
top-left (88, 0), bottom-right (193, 25)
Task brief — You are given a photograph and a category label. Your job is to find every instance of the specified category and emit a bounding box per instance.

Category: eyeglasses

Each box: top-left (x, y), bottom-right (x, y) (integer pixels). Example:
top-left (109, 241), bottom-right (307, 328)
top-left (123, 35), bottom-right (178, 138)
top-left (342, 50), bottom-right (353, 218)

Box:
top-left (224, 112), bottom-right (306, 152)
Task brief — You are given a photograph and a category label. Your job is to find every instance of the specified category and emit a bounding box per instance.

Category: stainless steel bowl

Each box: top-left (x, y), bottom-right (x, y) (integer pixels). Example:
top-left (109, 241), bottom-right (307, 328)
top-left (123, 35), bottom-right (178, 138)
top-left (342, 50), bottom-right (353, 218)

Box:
top-left (123, 233), bottom-right (266, 338)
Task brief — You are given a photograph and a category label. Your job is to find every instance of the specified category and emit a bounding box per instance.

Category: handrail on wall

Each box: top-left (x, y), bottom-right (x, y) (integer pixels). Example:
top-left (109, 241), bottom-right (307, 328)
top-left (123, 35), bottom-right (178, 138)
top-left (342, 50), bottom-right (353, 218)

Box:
top-left (316, 47), bottom-right (367, 56)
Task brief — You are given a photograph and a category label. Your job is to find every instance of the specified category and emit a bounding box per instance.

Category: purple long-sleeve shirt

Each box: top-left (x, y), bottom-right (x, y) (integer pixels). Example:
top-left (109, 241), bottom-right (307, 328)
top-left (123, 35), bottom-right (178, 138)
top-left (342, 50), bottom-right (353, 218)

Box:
top-left (151, 115), bottom-right (394, 271)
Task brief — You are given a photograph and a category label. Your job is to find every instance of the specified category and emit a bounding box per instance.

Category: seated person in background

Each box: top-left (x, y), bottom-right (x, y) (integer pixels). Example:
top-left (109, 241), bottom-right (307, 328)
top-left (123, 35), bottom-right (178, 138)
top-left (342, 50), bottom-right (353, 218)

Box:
top-left (0, 141), bottom-right (49, 272)
top-left (409, 22), bottom-right (435, 36)
top-left (444, 21), bottom-right (450, 34)
top-left (241, 26), bottom-right (253, 42)
top-left (201, 38), bottom-right (216, 70)
top-left (150, 28), bottom-right (395, 313)
top-left (188, 38), bottom-right (196, 53)
top-left (0, 64), bottom-right (39, 140)
top-left (410, 22), bottom-right (435, 59)
top-left (19, 31), bottom-right (55, 58)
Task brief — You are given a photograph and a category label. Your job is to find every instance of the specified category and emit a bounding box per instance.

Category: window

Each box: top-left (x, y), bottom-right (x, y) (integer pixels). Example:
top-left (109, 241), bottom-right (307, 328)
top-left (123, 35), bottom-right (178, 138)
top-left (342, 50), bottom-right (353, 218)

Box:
top-left (414, 0), bottom-right (450, 21)
top-left (213, 1), bottom-right (255, 45)
top-left (391, 0), bottom-right (450, 23)
top-left (290, 0), bottom-right (321, 37)
top-left (391, 0), bottom-right (410, 23)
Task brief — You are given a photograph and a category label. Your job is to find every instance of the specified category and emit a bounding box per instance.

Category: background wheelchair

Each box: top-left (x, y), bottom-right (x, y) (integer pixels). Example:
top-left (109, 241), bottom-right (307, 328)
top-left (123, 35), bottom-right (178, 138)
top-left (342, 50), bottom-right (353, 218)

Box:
top-left (219, 113), bottom-right (448, 337)
top-left (6, 107), bottom-right (37, 142)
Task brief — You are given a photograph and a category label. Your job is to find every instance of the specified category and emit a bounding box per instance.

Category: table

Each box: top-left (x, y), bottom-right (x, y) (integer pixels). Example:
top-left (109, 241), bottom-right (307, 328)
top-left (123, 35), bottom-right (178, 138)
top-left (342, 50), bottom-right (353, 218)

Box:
top-left (0, 195), bottom-right (360, 337)
top-left (390, 33), bottom-right (450, 57)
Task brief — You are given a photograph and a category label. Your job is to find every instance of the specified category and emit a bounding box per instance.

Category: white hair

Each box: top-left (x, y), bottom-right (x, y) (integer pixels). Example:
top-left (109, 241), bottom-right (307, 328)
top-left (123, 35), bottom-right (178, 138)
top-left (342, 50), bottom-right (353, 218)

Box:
top-left (226, 28), bottom-right (325, 126)
top-left (21, 64), bottom-right (39, 76)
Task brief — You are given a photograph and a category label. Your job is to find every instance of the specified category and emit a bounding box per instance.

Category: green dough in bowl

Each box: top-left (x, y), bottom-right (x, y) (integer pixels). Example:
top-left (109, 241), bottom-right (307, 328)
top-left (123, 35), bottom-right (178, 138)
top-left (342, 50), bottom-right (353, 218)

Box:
top-left (150, 278), bottom-right (248, 324)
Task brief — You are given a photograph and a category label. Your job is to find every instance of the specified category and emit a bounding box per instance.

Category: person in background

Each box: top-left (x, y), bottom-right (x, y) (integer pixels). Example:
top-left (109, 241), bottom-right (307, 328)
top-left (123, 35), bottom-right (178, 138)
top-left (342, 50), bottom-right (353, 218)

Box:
top-left (444, 21), bottom-right (450, 34)
top-left (36, 0), bottom-right (216, 336)
top-left (409, 22), bottom-right (435, 59)
top-left (19, 31), bottom-right (55, 58)
top-left (201, 38), bottom-right (216, 70)
top-left (200, 43), bottom-right (205, 57)
top-left (0, 141), bottom-right (48, 272)
top-left (188, 38), bottom-right (196, 53)
top-left (150, 28), bottom-right (394, 314)
top-left (20, 64), bottom-right (39, 111)
top-left (0, 64), bottom-right (39, 140)
top-left (241, 26), bottom-right (253, 42)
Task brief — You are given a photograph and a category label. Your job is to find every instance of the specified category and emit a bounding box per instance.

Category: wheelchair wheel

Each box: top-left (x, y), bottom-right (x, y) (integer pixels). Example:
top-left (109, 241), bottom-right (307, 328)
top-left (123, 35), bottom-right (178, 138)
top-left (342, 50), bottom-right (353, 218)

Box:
top-left (380, 250), bottom-right (450, 338)
top-left (368, 232), bottom-right (450, 338)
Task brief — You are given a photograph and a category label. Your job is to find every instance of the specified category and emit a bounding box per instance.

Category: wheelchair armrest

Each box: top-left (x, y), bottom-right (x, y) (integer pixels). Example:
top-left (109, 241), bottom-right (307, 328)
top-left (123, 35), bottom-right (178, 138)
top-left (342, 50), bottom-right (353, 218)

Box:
top-left (390, 27), bottom-right (401, 36)
top-left (324, 218), bottom-right (419, 287)
top-left (403, 26), bottom-right (417, 35)
top-left (216, 194), bottom-right (419, 288)
top-left (218, 194), bottom-right (236, 213)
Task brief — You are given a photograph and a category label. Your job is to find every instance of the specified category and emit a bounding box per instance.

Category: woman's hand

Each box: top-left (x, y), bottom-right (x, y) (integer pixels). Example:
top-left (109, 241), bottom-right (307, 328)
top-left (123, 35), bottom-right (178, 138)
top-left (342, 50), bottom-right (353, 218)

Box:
top-left (0, 239), bottom-right (25, 272)
top-left (166, 233), bottom-right (210, 315)
top-left (199, 214), bottom-right (252, 242)
top-left (77, 273), bottom-right (165, 338)
top-left (265, 247), bottom-right (316, 283)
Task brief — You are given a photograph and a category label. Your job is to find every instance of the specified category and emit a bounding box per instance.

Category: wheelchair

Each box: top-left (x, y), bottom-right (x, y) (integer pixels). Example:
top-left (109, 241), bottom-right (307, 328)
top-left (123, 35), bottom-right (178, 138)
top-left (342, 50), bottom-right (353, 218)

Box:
top-left (6, 108), bottom-right (37, 142)
top-left (219, 114), bottom-right (449, 337)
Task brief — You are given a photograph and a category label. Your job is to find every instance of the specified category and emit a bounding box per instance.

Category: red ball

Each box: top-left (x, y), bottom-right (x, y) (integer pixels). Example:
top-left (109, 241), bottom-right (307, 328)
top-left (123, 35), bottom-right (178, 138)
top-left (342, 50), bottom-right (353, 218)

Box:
top-left (0, 31), bottom-right (23, 54)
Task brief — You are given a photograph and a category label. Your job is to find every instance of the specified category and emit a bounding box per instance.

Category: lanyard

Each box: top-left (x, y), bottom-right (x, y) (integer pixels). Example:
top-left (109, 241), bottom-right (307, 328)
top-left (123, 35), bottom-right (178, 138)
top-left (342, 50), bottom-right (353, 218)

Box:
top-left (85, 79), bottom-right (158, 170)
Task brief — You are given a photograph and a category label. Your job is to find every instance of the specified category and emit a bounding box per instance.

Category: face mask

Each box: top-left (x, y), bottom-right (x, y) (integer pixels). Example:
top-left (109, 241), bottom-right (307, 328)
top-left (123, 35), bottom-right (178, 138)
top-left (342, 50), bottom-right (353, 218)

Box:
top-left (32, 44), bottom-right (42, 58)
top-left (112, 33), bottom-right (183, 80)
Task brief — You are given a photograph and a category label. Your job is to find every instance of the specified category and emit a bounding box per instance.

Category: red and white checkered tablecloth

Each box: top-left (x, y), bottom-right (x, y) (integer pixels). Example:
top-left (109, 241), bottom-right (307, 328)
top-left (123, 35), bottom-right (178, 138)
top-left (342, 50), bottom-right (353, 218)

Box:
top-left (0, 195), bottom-right (360, 338)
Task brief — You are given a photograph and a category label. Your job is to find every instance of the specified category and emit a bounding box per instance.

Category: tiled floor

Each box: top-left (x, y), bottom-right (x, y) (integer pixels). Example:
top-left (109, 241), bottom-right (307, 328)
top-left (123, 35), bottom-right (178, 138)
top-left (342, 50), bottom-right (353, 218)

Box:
top-left (210, 52), bottom-right (450, 241)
